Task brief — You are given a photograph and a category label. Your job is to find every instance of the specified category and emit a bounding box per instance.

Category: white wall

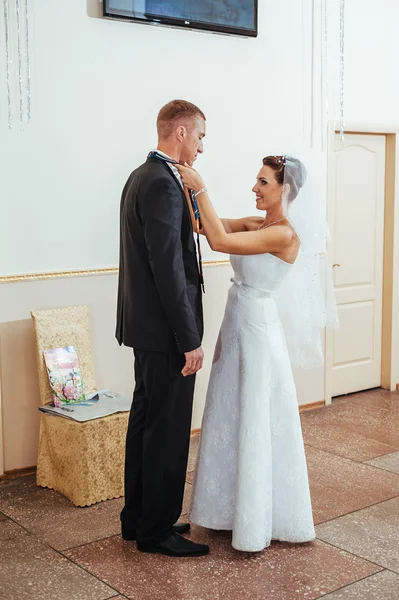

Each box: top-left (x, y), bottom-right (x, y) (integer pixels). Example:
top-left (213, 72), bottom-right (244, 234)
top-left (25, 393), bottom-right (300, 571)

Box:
top-left (1, 0), bottom-right (398, 275)
top-left (1, 0), bottom-right (399, 471)
top-left (0, 0), bottom-right (310, 275)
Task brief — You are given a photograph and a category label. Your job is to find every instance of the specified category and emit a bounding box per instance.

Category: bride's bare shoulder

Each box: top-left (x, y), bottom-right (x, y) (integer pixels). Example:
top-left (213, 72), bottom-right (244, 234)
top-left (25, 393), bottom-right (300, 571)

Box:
top-left (242, 216), bottom-right (265, 231)
top-left (221, 216), bottom-right (263, 234)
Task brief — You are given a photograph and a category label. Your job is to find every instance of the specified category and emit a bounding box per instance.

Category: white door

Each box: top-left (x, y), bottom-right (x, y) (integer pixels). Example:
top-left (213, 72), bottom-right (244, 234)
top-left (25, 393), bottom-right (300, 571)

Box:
top-left (326, 133), bottom-right (386, 397)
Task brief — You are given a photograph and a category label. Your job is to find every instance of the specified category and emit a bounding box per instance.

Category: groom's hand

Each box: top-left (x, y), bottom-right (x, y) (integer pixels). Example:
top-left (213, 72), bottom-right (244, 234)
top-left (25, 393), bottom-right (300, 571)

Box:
top-left (182, 346), bottom-right (204, 376)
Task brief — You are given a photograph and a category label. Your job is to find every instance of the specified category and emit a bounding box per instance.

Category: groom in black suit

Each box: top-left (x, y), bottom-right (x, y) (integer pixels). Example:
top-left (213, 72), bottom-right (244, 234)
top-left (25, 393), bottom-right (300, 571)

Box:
top-left (116, 100), bottom-right (208, 557)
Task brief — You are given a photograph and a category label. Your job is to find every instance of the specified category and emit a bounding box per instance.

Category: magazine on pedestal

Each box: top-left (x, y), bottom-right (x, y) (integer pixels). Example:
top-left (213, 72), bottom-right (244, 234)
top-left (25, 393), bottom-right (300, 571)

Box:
top-left (43, 346), bottom-right (86, 407)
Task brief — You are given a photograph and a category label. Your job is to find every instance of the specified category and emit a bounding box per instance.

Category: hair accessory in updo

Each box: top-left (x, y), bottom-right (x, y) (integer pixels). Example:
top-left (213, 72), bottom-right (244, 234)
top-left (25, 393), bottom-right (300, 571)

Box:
top-left (263, 155), bottom-right (306, 202)
top-left (273, 155), bottom-right (286, 167)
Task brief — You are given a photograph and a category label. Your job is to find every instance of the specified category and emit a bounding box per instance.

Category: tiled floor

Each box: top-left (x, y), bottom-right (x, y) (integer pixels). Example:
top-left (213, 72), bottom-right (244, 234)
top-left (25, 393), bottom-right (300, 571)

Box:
top-left (1, 389), bottom-right (399, 599)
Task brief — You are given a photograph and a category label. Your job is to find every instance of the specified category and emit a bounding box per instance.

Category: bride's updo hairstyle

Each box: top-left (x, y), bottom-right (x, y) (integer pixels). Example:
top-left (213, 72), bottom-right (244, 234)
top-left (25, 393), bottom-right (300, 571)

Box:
top-left (262, 155), bottom-right (307, 203)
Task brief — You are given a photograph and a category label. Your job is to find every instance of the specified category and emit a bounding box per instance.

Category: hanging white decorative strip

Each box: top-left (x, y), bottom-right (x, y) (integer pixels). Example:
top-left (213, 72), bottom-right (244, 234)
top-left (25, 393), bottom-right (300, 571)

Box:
top-left (321, 0), bottom-right (329, 150)
top-left (25, 0), bottom-right (31, 122)
top-left (3, 0), bottom-right (12, 130)
top-left (339, 0), bottom-right (345, 144)
top-left (303, 0), bottom-right (345, 150)
top-left (301, 0), bottom-right (316, 148)
top-left (2, 0), bottom-right (32, 130)
top-left (301, 0), bottom-right (306, 142)
top-left (310, 0), bottom-right (315, 148)
top-left (16, 0), bottom-right (24, 130)
top-left (323, 0), bottom-right (328, 114)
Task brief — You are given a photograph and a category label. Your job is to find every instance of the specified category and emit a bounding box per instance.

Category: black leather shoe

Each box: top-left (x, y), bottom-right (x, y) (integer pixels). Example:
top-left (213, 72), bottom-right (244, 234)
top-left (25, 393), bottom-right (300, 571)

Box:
top-left (137, 532), bottom-right (209, 557)
top-left (122, 522), bottom-right (191, 541)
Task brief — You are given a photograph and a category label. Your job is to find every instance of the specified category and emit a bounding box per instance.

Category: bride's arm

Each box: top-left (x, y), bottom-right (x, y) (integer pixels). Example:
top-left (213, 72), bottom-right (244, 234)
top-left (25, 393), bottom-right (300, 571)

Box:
top-left (176, 166), bottom-right (294, 256)
top-left (192, 190), bottom-right (293, 255)
top-left (184, 189), bottom-right (263, 234)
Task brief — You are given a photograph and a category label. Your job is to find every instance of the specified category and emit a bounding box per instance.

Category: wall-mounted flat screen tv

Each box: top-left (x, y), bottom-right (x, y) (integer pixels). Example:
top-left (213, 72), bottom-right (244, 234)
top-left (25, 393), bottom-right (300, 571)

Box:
top-left (103, 1), bottom-right (258, 38)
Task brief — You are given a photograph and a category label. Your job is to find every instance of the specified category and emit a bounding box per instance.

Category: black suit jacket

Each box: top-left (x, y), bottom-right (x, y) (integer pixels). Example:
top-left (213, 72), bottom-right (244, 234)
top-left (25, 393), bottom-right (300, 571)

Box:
top-left (116, 157), bottom-right (203, 354)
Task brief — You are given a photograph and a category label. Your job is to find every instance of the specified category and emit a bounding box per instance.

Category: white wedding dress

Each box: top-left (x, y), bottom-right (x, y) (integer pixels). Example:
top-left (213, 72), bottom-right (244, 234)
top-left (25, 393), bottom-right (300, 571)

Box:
top-left (189, 252), bottom-right (316, 552)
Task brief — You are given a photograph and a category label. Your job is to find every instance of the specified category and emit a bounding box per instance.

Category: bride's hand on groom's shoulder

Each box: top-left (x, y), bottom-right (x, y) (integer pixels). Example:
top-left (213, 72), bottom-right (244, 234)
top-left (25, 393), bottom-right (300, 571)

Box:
top-left (176, 163), bottom-right (205, 193)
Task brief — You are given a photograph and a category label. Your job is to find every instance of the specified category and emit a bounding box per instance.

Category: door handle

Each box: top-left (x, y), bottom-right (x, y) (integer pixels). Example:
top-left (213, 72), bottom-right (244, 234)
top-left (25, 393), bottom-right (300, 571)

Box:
top-left (333, 263), bottom-right (340, 268)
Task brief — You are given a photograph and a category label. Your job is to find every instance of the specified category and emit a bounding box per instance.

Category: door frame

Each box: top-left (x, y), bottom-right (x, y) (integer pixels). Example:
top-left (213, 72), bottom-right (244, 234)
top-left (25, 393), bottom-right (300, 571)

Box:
top-left (325, 121), bottom-right (399, 404)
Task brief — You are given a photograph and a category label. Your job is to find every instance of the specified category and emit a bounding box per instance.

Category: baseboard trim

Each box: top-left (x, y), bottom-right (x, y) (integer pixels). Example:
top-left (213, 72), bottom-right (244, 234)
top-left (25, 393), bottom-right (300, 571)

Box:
top-left (299, 400), bottom-right (326, 412)
top-left (0, 465), bottom-right (36, 485)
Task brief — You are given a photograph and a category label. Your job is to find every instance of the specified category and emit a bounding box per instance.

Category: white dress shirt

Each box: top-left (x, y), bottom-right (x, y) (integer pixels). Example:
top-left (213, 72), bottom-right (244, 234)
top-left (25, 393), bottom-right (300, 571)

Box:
top-left (153, 149), bottom-right (184, 188)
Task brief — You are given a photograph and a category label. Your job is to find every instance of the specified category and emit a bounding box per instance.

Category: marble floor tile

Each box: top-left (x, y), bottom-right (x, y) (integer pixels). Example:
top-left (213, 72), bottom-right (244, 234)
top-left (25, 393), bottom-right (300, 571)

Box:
top-left (322, 570), bottom-right (399, 599)
top-left (326, 397), bottom-right (399, 448)
top-left (306, 446), bottom-right (399, 524)
top-left (301, 402), bottom-right (398, 461)
top-left (0, 520), bottom-right (116, 600)
top-left (316, 496), bottom-right (399, 573)
top-left (64, 525), bottom-right (381, 600)
top-left (335, 389), bottom-right (399, 414)
top-left (301, 415), bottom-right (396, 462)
top-left (364, 450), bottom-right (399, 475)
top-left (3, 389), bottom-right (399, 600)
top-left (0, 474), bottom-right (123, 550)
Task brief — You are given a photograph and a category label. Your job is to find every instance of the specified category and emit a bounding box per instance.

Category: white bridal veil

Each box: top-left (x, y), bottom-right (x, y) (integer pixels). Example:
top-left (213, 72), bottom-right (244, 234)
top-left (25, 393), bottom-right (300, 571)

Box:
top-left (274, 152), bottom-right (338, 369)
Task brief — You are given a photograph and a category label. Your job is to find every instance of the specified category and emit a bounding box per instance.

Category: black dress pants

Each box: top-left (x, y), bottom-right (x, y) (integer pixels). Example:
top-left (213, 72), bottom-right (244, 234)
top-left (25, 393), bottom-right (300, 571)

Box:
top-left (120, 349), bottom-right (196, 544)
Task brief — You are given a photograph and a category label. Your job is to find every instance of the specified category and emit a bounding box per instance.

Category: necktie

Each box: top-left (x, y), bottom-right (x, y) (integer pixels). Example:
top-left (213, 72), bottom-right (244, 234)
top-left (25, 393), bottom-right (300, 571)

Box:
top-left (147, 151), bottom-right (205, 293)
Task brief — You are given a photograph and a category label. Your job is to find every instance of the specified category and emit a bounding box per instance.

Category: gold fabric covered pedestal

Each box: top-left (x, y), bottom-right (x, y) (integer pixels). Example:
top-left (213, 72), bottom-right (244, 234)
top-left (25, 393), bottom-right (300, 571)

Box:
top-left (31, 305), bottom-right (129, 507)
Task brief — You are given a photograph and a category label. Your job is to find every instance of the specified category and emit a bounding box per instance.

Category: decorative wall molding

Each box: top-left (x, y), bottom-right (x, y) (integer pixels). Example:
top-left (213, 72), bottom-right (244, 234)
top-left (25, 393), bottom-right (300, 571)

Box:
top-left (0, 260), bottom-right (230, 284)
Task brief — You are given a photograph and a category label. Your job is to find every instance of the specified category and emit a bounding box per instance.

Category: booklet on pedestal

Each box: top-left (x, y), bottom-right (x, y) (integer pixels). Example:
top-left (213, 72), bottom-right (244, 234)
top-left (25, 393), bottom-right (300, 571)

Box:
top-left (39, 390), bottom-right (132, 422)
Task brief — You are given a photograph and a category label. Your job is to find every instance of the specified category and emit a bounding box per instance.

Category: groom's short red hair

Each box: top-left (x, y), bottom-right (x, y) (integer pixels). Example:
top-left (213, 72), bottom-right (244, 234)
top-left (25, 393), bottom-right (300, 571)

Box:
top-left (157, 100), bottom-right (206, 139)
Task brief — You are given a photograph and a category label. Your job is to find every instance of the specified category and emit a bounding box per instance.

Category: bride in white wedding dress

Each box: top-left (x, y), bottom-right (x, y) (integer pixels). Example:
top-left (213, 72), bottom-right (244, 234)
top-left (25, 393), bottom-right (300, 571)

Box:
top-left (176, 155), bottom-right (336, 552)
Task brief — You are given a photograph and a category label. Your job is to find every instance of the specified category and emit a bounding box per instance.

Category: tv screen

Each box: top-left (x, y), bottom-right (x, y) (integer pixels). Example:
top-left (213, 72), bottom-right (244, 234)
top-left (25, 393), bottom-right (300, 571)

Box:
top-left (104, 1), bottom-right (258, 38)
